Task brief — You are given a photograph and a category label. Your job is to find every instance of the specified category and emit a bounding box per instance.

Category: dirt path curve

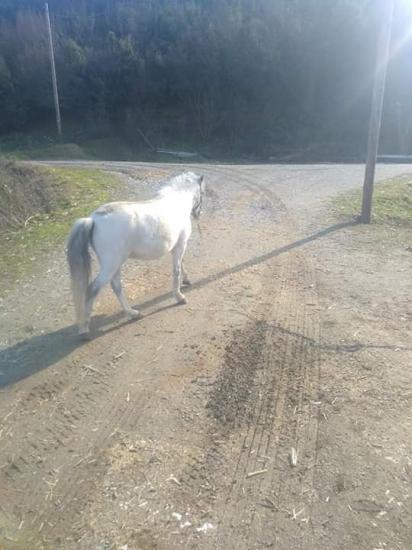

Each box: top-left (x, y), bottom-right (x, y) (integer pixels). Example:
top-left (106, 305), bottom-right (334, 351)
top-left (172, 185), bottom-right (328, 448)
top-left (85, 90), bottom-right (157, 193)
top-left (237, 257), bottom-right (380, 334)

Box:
top-left (0, 162), bottom-right (411, 549)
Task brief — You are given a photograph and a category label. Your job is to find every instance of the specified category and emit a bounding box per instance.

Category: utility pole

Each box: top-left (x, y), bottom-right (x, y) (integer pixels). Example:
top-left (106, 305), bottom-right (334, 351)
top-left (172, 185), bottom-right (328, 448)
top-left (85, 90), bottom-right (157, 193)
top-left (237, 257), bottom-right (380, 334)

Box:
top-left (360, 0), bottom-right (394, 223)
top-left (45, 2), bottom-right (62, 138)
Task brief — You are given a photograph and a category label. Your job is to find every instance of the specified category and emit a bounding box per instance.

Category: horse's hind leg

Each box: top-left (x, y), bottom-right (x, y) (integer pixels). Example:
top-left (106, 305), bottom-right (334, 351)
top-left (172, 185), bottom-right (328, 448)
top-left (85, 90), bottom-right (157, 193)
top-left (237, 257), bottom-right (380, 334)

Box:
top-left (81, 268), bottom-right (116, 334)
top-left (172, 237), bottom-right (188, 304)
top-left (181, 261), bottom-right (191, 287)
top-left (111, 269), bottom-right (140, 320)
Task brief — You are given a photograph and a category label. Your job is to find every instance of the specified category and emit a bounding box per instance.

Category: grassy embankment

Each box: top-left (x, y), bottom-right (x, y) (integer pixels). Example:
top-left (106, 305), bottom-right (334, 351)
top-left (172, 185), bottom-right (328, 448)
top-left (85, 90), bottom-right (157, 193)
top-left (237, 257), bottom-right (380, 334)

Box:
top-left (0, 160), bottom-right (120, 291)
top-left (334, 175), bottom-right (412, 227)
top-left (0, 132), bottom-right (204, 162)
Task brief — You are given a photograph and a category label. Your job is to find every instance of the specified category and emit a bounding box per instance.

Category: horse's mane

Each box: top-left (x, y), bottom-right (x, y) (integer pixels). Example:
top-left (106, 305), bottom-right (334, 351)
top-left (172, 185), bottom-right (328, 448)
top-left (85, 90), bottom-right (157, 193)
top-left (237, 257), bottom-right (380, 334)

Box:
top-left (158, 172), bottom-right (200, 196)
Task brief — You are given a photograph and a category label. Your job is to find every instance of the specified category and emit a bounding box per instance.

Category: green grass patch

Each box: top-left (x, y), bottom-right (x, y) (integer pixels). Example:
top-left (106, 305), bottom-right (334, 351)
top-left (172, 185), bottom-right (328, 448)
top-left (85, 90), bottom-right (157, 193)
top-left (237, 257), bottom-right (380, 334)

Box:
top-left (0, 164), bottom-right (121, 292)
top-left (334, 175), bottom-right (412, 226)
top-left (0, 130), bottom-right (207, 162)
top-left (0, 132), bottom-right (91, 161)
top-left (19, 143), bottom-right (90, 160)
top-left (1, 143), bottom-right (90, 161)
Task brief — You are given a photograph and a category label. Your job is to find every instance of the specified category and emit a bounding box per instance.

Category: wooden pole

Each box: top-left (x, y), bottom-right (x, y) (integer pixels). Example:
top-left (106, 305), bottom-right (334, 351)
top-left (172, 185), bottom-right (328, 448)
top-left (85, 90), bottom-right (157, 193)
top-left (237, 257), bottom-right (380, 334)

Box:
top-left (45, 2), bottom-right (62, 138)
top-left (360, 0), bottom-right (394, 223)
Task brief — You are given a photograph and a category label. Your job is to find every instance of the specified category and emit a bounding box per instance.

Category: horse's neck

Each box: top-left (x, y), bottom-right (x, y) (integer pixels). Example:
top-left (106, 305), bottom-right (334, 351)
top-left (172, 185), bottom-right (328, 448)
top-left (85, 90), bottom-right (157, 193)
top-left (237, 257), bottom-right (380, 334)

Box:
top-left (159, 189), bottom-right (193, 213)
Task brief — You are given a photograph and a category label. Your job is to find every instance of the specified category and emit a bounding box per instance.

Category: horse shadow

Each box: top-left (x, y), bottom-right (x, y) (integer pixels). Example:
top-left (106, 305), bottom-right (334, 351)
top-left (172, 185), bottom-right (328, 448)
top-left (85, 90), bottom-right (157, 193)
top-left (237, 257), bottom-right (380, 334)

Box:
top-left (0, 302), bottom-right (178, 388)
top-left (0, 220), bottom-right (367, 388)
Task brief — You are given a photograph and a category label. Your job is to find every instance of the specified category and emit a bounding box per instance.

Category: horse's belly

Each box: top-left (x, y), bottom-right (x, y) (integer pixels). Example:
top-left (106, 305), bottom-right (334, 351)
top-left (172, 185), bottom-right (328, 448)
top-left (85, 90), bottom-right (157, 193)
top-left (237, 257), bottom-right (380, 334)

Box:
top-left (128, 218), bottom-right (180, 260)
top-left (129, 238), bottom-right (171, 260)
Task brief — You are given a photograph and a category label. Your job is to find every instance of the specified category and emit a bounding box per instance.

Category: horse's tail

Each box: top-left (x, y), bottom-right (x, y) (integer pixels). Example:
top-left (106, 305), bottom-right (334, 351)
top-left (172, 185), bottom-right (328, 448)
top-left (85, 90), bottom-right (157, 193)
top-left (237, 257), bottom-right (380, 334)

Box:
top-left (67, 217), bottom-right (94, 325)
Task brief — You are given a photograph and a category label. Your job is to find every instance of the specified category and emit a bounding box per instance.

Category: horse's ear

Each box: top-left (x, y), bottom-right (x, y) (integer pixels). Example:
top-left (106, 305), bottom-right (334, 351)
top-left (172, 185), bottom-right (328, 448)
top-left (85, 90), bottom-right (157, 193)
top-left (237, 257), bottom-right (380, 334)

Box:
top-left (199, 175), bottom-right (205, 190)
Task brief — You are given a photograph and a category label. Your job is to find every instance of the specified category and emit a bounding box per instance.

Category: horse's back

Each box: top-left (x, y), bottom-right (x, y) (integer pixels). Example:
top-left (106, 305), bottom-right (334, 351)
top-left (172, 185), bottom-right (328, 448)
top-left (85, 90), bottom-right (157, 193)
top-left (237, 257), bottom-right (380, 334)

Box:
top-left (90, 199), bottom-right (189, 262)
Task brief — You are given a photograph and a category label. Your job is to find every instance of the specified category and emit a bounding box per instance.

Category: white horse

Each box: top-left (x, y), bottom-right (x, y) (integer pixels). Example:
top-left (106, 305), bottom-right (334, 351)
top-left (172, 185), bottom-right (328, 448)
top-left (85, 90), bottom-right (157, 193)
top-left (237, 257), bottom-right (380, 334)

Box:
top-left (67, 171), bottom-right (205, 335)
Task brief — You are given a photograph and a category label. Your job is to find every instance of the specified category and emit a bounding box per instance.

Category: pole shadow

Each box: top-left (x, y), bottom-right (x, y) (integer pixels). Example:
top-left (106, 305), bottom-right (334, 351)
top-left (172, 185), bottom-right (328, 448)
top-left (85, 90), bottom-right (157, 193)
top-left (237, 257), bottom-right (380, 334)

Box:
top-left (269, 323), bottom-right (412, 354)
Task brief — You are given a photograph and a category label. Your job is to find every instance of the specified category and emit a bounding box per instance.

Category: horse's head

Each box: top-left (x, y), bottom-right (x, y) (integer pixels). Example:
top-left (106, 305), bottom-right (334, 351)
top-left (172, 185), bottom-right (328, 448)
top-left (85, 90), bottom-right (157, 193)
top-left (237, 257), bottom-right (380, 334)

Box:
top-left (192, 174), bottom-right (205, 219)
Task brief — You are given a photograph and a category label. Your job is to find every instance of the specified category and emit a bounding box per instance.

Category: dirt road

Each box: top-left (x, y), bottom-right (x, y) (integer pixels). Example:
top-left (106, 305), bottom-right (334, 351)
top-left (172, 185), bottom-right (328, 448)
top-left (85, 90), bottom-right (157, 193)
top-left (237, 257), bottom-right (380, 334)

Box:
top-left (0, 163), bottom-right (411, 549)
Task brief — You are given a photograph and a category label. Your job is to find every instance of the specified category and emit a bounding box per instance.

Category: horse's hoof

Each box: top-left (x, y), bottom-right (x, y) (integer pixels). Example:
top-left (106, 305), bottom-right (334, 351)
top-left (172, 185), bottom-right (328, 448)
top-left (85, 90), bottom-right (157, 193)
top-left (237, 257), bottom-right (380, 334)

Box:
top-left (176, 296), bottom-right (187, 305)
top-left (78, 330), bottom-right (91, 341)
top-left (127, 309), bottom-right (141, 320)
top-left (182, 279), bottom-right (191, 287)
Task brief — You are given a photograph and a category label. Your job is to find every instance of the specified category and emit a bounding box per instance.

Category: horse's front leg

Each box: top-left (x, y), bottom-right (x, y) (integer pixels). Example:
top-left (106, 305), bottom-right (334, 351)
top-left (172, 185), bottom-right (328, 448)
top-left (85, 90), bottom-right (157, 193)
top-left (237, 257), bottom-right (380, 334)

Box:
top-left (172, 237), bottom-right (188, 304)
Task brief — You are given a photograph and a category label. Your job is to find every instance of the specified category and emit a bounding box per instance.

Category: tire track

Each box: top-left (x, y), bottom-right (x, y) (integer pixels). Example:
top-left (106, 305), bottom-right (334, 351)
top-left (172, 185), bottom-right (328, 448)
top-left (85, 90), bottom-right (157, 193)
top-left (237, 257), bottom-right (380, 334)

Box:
top-left (209, 251), bottom-right (321, 550)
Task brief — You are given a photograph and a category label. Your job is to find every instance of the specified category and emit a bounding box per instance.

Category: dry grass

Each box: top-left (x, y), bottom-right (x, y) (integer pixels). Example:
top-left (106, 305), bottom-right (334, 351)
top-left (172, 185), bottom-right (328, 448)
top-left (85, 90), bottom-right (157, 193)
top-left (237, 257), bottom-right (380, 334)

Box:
top-left (0, 161), bottom-right (120, 293)
top-left (334, 175), bottom-right (412, 226)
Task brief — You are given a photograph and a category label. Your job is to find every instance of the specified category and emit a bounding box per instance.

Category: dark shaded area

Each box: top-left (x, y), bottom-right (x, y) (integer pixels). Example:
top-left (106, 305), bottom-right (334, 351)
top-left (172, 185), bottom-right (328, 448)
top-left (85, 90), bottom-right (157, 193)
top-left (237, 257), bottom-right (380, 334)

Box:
top-left (0, 1), bottom-right (411, 158)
